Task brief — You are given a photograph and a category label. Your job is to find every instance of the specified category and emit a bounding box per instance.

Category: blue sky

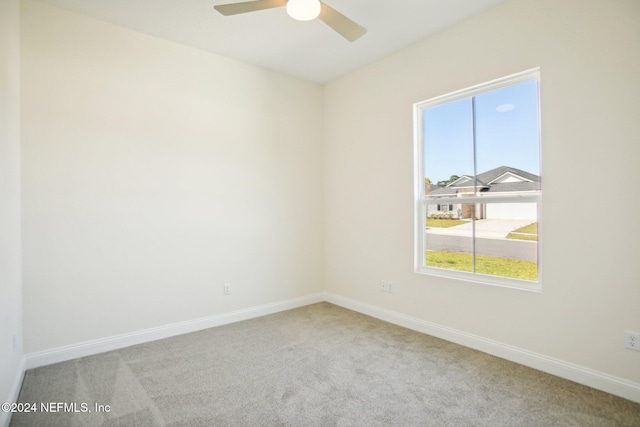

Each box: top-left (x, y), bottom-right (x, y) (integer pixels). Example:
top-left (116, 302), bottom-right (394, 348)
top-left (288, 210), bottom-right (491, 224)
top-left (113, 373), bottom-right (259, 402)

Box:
top-left (423, 80), bottom-right (540, 184)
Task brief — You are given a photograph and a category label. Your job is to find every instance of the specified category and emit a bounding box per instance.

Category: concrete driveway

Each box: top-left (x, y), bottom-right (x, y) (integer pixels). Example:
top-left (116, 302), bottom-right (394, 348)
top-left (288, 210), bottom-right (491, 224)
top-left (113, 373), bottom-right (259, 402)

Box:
top-left (426, 219), bottom-right (535, 239)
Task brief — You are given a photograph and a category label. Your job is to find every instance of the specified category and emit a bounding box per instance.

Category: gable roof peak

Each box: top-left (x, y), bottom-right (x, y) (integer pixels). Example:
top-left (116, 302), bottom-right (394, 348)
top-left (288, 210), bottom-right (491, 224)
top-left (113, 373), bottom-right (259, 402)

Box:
top-left (477, 166), bottom-right (539, 184)
top-left (447, 175), bottom-right (473, 187)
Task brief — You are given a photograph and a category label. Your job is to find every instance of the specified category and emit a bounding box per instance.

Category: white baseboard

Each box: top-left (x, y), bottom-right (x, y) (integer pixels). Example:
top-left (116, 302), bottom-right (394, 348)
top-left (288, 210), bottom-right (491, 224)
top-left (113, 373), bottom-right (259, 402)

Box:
top-left (19, 291), bottom-right (640, 405)
top-left (25, 293), bottom-right (324, 370)
top-left (1, 355), bottom-right (26, 427)
top-left (324, 292), bottom-right (640, 404)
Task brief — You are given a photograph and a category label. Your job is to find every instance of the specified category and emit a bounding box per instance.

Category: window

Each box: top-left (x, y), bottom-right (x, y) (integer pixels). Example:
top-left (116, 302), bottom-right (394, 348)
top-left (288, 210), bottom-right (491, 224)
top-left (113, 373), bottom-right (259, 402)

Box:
top-left (413, 69), bottom-right (541, 290)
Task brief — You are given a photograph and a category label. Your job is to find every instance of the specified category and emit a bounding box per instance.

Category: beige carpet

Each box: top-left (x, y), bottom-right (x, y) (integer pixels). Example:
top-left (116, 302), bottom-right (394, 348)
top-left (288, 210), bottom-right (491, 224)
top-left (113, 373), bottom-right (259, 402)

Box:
top-left (11, 303), bottom-right (640, 426)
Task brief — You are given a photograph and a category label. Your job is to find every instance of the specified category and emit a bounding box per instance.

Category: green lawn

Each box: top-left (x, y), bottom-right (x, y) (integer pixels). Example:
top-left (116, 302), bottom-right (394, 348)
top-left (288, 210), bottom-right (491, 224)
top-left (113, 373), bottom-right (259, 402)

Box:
top-left (507, 222), bottom-right (538, 241)
top-left (426, 251), bottom-right (538, 281)
top-left (427, 219), bottom-right (467, 228)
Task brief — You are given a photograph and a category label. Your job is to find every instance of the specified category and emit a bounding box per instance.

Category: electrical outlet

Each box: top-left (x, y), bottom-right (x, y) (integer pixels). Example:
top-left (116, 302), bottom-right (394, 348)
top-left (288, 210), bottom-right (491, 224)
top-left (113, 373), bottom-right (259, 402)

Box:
top-left (224, 283), bottom-right (232, 295)
top-left (625, 331), bottom-right (640, 351)
top-left (380, 280), bottom-right (394, 293)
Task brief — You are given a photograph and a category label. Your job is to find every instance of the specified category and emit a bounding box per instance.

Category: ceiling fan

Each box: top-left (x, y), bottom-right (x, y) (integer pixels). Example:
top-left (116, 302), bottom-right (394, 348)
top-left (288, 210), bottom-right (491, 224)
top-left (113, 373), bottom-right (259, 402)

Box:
top-left (213, 0), bottom-right (367, 42)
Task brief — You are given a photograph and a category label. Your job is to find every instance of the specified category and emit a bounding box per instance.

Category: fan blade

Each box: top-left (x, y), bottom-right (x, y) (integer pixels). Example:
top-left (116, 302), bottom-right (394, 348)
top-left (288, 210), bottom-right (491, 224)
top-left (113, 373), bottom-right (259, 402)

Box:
top-left (214, 0), bottom-right (286, 16)
top-left (318, 3), bottom-right (367, 42)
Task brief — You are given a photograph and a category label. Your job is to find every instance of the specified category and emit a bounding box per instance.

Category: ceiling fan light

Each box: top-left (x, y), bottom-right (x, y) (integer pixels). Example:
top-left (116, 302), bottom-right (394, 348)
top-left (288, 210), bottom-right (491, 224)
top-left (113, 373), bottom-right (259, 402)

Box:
top-left (286, 0), bottom-right (321, 21)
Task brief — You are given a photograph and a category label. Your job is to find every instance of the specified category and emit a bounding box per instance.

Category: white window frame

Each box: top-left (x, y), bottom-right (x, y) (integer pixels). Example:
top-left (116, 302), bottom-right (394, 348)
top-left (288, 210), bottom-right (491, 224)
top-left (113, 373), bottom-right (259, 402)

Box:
top-left (413, 68), bottom-right (542, 291)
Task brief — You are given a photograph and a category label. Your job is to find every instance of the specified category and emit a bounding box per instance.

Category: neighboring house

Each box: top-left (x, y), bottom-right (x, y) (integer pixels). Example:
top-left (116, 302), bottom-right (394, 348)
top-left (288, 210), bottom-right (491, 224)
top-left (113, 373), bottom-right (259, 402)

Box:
top-left (426, 166), bottom-right (540, 220)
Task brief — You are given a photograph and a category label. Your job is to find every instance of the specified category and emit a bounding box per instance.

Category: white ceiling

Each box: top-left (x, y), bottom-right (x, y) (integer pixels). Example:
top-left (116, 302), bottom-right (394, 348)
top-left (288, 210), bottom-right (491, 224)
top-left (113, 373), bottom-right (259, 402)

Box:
top-left (38, 0), bottom-right (509, 84)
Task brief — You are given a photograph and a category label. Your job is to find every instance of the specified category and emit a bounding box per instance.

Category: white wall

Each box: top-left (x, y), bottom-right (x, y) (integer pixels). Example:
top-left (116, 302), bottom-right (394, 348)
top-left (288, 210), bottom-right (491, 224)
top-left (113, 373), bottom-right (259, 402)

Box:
top-left (14, 0), bottom-right (640, 403)
top-left (324, 0), bottom-right (640, 385)
top-left (21, 0), bottom-right (324, 353)
top-left (0, 0), bottom-right (23, 418)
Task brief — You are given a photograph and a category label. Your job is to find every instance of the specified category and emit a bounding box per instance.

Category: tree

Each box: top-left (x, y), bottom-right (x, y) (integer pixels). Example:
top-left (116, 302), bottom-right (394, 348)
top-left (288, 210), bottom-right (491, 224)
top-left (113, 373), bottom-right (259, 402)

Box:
top-left (424, 177), bottom-right (433, 193)
top-left (436, 175), bottom-right (460, 187)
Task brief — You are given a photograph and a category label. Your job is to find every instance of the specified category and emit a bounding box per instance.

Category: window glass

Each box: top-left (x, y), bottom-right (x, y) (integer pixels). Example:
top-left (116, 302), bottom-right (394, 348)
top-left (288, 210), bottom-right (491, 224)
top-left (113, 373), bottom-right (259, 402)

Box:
top-left (474, 81), bottom-right (540, 182)
top-left (423, 98), bottom-right (473, 195)
top-left (425, 203), bottom-right (474, 273)
top-left (414, 69), bottom-right (541, 289)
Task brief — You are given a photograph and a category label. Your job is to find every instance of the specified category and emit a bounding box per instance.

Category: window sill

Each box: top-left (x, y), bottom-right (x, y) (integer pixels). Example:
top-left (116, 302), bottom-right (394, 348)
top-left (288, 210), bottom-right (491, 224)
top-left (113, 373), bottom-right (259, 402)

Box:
top-left (415, 266), bottom-right (541, 292)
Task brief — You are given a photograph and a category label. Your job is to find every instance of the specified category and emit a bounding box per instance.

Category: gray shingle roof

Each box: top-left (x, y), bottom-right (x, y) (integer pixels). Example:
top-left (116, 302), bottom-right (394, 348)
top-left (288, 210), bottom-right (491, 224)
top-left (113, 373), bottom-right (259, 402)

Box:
top-left (448, 176), bottom-right (474, 187)
top-left (426, 186), bottom-right (457, 196)
top-left (484, 181), bottom-right (540, 193)
top-left (477, 166), bottom-right (540, 184)
top-left (426, 166), bottom-right (540, 196)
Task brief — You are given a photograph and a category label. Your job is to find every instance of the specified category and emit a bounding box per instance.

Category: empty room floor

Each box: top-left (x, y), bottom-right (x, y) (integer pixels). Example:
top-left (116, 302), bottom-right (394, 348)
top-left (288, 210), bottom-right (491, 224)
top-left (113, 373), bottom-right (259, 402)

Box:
top-left (11, 303), bottom-right (640, 426)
